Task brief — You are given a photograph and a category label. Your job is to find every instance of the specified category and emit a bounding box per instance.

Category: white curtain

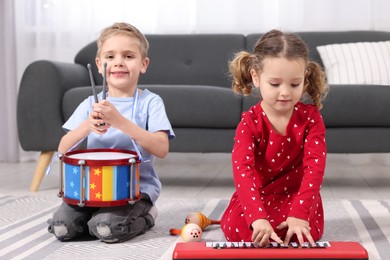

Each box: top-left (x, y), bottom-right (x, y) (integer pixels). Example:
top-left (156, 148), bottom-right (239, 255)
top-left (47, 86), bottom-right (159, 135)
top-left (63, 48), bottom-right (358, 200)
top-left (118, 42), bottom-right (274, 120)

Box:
top-left (4, 0), bottom-right (390, 162)
top-left (1, 0), bottom-right (19, 162)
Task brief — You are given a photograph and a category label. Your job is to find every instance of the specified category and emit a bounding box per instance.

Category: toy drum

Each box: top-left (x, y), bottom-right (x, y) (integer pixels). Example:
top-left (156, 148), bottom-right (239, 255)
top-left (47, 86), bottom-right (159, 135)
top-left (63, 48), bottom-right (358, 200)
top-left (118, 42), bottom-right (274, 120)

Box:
top-left (58, 149), bottom-right (140, 207)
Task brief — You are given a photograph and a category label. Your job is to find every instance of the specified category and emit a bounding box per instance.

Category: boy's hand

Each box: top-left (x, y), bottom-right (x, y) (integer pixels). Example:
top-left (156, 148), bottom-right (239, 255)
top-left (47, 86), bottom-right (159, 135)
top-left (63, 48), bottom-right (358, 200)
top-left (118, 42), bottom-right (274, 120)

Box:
top-left (92, 100), bottom-right (124, 129)
top-left (89, 112), bottom-right (110, 134)
top-left (251, 219), bottom-right (284, 246)
top-left (276, 217), bottom-right (315, 246)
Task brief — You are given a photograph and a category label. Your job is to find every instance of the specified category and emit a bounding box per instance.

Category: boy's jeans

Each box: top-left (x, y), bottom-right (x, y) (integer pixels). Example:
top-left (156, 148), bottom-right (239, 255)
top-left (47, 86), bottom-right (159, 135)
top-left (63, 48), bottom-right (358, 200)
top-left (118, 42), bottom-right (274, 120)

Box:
top-left (48, 193), bottom-right (154, 242)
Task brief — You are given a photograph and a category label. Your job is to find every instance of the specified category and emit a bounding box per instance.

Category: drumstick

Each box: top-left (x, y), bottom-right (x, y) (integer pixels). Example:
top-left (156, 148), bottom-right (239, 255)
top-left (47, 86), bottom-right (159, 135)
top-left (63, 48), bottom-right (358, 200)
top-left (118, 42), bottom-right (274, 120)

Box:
top-left (88, 63), bottom-right (105, 126)
top-left (87, 63), bottom-right (99, 103)
top-left (102, 62), bottom-right (107, 100)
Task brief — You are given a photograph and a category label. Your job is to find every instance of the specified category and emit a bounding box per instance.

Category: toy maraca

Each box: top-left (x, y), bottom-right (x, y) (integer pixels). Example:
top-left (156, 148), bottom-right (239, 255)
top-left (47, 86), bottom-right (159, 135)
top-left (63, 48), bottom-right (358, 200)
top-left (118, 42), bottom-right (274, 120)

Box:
top-left (185, 212), bottom-right (220, 229)
top-left (169, 212), bottom-right (220, 242)
top-left (179, 223), bottom-right (203, 242)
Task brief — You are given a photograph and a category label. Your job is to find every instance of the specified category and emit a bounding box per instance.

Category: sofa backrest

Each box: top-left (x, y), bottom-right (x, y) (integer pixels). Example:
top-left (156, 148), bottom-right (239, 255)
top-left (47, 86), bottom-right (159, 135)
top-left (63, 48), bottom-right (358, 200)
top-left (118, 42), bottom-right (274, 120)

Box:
top-left (74, 34), bottom-right (246, 88)
top-left (246, 31), bottom-right (390, 67)
top-left (140, 34), bottom-right (245, 88)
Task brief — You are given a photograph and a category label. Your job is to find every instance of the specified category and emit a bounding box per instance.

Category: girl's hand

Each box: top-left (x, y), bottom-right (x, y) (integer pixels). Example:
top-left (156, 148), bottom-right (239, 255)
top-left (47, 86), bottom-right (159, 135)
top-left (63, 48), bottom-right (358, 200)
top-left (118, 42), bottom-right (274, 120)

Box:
top-left (276, 217), bottom-right (315, 246)
top-left (251, 219), bottom-right (284, 246)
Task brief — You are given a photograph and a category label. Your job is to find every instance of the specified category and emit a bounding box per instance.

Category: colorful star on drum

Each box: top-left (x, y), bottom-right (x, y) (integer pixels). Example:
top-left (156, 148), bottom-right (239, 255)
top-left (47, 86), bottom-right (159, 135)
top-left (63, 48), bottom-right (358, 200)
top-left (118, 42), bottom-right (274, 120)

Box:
top-left (95, 192), bottom-right (102, 199)
top-left (64, 165), bottom-right (81, 200)
top-left (94, 168), bottom-right (101, 176)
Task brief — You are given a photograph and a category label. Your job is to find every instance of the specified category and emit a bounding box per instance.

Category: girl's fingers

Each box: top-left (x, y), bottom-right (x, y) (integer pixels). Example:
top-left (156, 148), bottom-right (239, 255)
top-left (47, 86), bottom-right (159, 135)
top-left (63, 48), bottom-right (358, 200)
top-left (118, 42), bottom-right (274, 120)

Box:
top-left (296, 232), bottom-right (304, 245)
top-left (303, 228), bottom-right (316, 245)
top-left (259, 235), bottom-right (270, 247)
top-left (270, 232), bottom-right (284, 245)
top-left (276, 221), bottom-right (288, 230)
top-left (283, 230), bottom-right (293, 245)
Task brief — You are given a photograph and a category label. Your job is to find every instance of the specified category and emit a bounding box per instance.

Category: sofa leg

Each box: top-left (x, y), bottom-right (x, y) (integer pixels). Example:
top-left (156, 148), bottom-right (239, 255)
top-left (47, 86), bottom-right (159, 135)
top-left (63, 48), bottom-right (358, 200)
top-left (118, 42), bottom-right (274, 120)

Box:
top-left (30, 151), bottom-right (55, 192)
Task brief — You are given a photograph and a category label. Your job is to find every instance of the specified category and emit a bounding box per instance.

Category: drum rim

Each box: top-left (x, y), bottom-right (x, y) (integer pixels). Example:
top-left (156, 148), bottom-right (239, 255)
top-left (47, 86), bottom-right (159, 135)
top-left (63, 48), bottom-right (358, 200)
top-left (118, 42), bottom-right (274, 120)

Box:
top-left (63, 197), bottom-right (140, 207)
top-left (62, 148), bottom-right (140, 166)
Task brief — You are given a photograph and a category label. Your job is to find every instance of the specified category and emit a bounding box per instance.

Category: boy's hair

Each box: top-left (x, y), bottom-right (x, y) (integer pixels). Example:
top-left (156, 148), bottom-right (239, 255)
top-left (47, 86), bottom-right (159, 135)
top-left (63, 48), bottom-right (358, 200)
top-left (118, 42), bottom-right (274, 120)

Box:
top-left (229, 29), bottom-right (328, 109)
top-left (96, 22), bottom-right (149, 58)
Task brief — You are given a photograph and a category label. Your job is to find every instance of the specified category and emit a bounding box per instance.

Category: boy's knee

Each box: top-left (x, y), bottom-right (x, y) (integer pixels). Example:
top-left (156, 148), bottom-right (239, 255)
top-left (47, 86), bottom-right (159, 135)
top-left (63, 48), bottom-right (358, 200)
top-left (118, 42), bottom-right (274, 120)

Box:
top-left (47, 219), bottom-right (67, 241)
top-left (88, 221), bottom-right (119, 243)
top-left (47, 206), bottom-right (91, 241)
top-left (48, 218), bottom-right (81, 241)
top-left (88, 214), bottom-right (152, 243)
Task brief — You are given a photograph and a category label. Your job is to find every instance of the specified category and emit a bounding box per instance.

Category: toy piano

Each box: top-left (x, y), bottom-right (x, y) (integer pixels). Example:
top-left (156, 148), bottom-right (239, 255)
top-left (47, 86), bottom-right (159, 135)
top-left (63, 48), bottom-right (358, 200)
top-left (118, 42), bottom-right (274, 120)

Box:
top-left (172, 241), bottom-right (368, 260)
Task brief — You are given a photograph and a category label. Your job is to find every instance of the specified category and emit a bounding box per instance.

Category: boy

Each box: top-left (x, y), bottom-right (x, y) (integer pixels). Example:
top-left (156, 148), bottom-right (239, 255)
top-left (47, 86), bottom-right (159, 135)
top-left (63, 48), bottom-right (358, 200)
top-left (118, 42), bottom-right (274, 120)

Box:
top-left (48, 22), bottom-right (175, 243)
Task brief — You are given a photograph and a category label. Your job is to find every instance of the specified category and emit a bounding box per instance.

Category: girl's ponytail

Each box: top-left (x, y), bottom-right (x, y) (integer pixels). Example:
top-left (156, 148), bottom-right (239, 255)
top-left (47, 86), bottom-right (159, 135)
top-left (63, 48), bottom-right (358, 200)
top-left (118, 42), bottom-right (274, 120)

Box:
top-left (229, 51), bottom-right (256, 95)
top-left (304, 61), bottom-right (328, 110)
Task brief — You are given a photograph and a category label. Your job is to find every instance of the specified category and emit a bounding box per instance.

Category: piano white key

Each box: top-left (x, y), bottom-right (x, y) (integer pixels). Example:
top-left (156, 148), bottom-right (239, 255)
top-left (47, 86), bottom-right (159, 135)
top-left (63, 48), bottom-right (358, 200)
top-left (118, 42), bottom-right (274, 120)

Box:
top-left (301, 242), bottom-right (310, 248)
top-left (280, 243), bottom-right (289, 248)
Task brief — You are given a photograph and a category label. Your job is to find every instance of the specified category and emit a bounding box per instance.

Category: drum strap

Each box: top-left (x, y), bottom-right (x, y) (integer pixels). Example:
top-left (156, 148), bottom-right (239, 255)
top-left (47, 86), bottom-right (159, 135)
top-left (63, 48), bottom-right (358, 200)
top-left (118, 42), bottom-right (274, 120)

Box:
top-left (130, 88), bottom-right (148, 162)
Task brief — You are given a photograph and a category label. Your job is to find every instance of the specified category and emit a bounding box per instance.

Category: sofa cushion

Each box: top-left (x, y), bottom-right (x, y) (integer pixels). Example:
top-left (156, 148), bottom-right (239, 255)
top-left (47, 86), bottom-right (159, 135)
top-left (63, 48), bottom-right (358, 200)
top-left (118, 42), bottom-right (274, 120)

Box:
top-left (326, 127), bottom-right (390, 153)
top-left (62, 85), bottom-right (242, 129)
top-left (321, 85), bottom-right (390, 127)
top-left (317, 41), bottom-right (390, 85)
top-left (62, 86), bottom-right (98, 122)
top-left (75, 34), bottom-right (246, 89)
top-left (140, 34), bottom-right (245, 88)
top-left (170, 128), bottom-right (236, 153)
top-left (143, 85), bottom-right (242, 128)
top-left (246, 31), bottom-right (390, 68)
top-left (297, 31), bottom-right (390, 66)
top-left (239, 85), bottom-right (390, 128)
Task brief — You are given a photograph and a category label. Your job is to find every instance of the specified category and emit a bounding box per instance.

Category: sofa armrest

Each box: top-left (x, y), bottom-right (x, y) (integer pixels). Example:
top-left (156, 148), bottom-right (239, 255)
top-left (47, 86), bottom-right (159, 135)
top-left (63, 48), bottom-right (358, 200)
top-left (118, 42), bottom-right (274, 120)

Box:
top-left (17, 60), bottom-right (91, 151)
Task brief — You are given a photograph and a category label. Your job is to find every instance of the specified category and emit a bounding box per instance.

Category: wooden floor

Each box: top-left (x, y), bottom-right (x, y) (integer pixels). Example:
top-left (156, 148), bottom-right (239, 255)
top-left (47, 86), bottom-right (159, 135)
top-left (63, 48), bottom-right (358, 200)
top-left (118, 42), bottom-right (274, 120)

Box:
top-left (1, 153), bottom-right (390, 200)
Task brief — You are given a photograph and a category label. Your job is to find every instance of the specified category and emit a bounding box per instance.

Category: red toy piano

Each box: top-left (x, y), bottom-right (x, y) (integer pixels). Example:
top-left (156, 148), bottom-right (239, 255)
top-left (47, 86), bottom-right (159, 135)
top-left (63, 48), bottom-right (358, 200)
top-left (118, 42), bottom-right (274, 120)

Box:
top-left (172, 241), bottom-right (368, 260)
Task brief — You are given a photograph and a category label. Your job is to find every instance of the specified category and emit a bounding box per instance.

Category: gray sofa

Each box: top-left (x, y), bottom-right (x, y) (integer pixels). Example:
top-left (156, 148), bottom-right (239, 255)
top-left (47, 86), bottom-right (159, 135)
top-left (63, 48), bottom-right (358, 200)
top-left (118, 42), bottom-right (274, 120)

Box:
top-left (17, 31), bottom-right (390, 190)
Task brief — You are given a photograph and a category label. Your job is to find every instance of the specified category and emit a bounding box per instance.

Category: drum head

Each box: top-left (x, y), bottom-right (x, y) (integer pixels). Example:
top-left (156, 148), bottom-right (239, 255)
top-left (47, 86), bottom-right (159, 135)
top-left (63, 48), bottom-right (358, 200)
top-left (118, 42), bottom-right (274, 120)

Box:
top-left (67, 151), bottom-right (135, 160)
top-left (63, 148), bottom-right (139, 166)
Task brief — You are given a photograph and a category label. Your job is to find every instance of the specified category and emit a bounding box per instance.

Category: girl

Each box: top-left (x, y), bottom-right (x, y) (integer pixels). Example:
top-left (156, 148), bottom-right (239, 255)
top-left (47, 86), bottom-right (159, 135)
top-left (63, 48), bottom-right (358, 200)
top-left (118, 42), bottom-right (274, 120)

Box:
top-left (220, 29), bottom-right (328, 246)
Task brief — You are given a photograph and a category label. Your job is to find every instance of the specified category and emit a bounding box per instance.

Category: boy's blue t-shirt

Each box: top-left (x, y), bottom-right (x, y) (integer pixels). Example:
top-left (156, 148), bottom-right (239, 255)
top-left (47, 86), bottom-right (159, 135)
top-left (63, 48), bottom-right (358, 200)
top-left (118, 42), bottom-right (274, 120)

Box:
top-left (63, 89), bottom-right (175, 203)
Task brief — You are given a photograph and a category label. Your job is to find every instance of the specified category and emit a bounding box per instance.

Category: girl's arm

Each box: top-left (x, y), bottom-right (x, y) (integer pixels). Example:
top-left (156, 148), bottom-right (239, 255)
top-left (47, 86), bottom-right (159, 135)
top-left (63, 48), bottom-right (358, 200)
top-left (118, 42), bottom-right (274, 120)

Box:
top-left (289, 109), bottom-right (326, 220)
top-left (232, 112), bottom-right (268, 223)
